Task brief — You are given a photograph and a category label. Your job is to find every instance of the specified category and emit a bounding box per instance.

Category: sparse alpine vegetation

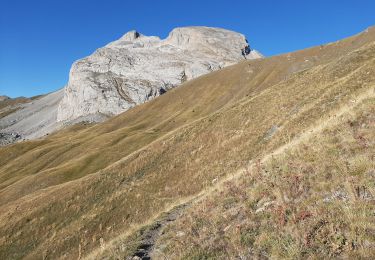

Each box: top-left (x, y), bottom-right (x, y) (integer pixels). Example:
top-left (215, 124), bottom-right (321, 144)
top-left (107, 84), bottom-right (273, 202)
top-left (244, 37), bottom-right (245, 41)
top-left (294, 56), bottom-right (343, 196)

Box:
top-left (0, 26), bottom-right (374, 259)
top-left (154, 88), bottom-right (375, 259)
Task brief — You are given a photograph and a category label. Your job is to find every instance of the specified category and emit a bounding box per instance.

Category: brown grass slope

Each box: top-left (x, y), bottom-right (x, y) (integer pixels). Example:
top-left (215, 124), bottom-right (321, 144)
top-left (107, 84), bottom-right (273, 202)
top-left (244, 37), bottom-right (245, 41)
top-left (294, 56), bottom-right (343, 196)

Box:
top-left (0, 27), bottom-right (374, 259)
top-left (155, 90), bottom-right (375, 259)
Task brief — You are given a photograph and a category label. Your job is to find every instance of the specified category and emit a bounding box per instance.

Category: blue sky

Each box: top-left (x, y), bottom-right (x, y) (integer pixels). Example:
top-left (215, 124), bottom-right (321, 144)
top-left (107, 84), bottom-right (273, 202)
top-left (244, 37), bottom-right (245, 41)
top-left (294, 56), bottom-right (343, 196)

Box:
top-left (0, 0), bottom-right (374, 98)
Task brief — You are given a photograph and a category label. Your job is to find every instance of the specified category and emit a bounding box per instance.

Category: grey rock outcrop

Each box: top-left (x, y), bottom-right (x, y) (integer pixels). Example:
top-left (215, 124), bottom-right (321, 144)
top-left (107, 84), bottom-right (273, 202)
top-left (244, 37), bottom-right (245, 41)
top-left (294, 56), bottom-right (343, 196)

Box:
top-left (0, 95), bottom-right (10, 102)
top-left (57, 26), bottom-right (262, 122)
top-left (0, 26), bottom-right (262, 145)
top-left (0, 132), bottom-right (22, 146)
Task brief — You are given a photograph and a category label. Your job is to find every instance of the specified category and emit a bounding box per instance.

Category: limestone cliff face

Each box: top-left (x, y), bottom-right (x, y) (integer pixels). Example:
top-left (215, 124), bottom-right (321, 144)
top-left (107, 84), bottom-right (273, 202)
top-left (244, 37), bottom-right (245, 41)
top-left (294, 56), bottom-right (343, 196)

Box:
top-left (57, 26), bottom-right (262, 122)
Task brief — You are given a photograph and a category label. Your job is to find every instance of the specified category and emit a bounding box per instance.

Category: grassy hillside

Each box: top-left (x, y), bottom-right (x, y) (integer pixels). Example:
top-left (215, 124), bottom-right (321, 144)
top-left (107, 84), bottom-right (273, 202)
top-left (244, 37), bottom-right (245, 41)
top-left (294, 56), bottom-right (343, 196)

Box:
top-left (0, 27), bottom-right (374, 259)
top-left (154, 86), bottom-right (375, 259)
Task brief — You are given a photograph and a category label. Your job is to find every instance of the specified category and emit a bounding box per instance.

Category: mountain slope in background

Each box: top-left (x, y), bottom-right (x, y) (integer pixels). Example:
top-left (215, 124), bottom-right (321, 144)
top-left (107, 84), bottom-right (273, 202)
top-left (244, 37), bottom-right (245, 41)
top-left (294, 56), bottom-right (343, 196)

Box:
top-left (0, 96), bottom-right (10, 102)
top-left (0, 26), bottom-right (261, 143)
top-left (0, 95), bottom-right (45, 145)
top-left (0, 90), bottom-right (63, 142)
top-left (0, 27), bottom-right (374, 259)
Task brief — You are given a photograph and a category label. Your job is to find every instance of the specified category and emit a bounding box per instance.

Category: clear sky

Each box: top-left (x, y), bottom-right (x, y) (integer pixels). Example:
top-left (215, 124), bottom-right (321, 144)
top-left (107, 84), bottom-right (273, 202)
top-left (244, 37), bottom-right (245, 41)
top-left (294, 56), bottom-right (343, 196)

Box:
top-left (0, 0), bottom-right (374, 98)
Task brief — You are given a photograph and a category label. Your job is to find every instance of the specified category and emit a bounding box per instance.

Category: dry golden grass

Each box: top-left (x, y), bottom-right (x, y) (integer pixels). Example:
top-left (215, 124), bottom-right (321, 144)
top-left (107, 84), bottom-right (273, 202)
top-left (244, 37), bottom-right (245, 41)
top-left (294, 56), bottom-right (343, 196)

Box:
top-left (156, 96), bottom-right (374, 259)
top-left (0, 27), bottom-right (374, 259)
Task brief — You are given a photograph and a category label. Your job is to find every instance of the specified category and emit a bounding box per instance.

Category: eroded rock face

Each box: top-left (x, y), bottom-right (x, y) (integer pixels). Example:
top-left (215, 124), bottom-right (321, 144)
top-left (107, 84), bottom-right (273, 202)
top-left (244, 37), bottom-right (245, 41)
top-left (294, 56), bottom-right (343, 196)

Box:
top-left (57, 26), bottom-right (262, 122)
top-left (0, 96), bottom-right (10, 102)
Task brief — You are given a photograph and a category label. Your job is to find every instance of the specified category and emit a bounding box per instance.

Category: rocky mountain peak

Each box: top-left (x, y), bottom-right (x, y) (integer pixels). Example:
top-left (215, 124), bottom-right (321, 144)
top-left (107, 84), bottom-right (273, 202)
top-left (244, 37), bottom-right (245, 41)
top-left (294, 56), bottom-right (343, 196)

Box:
top-left (119, 30), bottom-right (142, 41)
top-left (165, 26), bottom-right (252, 59)
top-left (56, 26), bottom-right (263, 123)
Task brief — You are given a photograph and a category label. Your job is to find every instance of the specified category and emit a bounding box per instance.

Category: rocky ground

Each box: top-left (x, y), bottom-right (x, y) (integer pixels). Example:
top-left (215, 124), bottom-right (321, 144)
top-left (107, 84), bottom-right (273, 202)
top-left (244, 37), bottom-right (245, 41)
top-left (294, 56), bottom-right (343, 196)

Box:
top-left (129, 203), bottom-right (190, 260)
top-left (0, 132), bottom-right (22, 146)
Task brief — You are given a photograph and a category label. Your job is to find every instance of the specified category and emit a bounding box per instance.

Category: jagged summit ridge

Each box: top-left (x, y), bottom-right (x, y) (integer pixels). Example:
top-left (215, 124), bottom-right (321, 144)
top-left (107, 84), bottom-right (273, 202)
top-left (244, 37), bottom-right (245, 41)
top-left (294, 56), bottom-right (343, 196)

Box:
top-left (57, 26), bottom-right (262, 122)
top-left (119, 30), bottom-right (142, 41)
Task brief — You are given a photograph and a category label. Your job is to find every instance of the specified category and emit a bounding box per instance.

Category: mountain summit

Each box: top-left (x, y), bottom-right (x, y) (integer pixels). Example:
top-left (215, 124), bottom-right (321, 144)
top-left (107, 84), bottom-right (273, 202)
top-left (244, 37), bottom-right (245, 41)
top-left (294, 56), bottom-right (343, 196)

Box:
top-left (57, 26), bottom-right (262, 122)
top-left (0, 27), bottom-right (262, 142)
